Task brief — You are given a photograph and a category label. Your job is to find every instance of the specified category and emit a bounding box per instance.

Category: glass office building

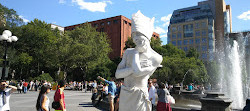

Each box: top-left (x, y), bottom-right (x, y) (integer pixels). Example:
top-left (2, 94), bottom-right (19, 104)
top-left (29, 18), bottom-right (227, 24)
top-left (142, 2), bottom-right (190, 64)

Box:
top-left (168, 0), bottom-right (232, 61)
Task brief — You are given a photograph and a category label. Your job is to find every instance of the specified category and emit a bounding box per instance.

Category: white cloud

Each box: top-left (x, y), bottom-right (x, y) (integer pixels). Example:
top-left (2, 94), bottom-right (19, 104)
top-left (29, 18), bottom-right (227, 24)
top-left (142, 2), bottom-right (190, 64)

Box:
top-left (59, 0), bottom-right (66, 4)
top-left (160, 14), bottom-right (172, 27)
top-left (161, 14), bottom-right (172, 22)
top-left (72, 0), bottom-right (112, 12)
top-left (160, 34), bottom-right (168, 38)
top-left (19, 15), bottom-right (29, 23)
top-left (154, 26), bottom-right (166, 34)
top-left (162, 22), bottom-right (170, 27)
top-left (238, 10), bottom-right (250, 20)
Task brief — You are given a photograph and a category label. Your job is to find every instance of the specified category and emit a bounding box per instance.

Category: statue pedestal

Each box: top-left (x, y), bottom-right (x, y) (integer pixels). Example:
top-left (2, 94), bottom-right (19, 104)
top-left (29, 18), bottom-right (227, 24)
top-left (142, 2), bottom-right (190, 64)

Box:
top-left (200, 92), bottom-right (232, 111)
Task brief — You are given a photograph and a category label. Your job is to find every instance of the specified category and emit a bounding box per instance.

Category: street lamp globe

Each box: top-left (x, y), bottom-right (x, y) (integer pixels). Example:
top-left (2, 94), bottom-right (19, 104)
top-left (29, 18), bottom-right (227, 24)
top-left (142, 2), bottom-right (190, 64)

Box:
top-left (11, 36), bottom-right (18, 42)
top-left (7, 37), bottom-right (12, 43)
top-left (0, 34), bottom-right (9, 41)
top-left (2, 30), bottom-right (12, 37)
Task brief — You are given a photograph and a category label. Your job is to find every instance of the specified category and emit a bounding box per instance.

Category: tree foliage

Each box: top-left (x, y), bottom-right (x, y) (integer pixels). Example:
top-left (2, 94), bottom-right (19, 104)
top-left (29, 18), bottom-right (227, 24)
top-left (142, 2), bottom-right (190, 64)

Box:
top-left (124, 37), bottom-right (135, 49)
top-left (186, 48), bottom-right (200, 59)
top-left (151, 44), bottom-right (208, 85)
top-left (34, 73), bottom-right (54, 82)
top-left (204, 61), bottom-right (220, 87)
top-left (0, 3), bottom-right (24, 31)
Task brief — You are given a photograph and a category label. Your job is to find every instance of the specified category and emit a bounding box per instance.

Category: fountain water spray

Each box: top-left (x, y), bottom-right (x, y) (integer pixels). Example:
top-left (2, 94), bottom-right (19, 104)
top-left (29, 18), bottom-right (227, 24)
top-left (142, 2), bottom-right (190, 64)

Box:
top-left (218, 34), bottom-right (249, 109)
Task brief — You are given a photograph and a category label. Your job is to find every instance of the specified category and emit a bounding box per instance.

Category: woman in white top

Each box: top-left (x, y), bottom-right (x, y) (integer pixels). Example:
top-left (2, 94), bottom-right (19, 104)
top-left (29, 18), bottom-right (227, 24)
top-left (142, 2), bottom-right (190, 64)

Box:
top-left (36, 85), bottom-right (50, 111)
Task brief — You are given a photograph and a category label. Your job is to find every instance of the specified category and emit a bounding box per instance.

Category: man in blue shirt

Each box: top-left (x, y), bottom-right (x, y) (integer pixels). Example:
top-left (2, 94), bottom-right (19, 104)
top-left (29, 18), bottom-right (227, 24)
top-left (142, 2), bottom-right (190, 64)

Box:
top-left (97, 76), bottom-right (116, 111)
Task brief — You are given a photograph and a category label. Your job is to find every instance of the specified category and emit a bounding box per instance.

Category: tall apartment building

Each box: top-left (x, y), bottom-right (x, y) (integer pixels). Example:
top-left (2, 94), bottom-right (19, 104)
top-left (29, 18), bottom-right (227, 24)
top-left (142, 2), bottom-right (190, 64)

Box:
top-left (65, 15), bottom-right (159, 59)
top-left (167, 0), bottom-right (232, 61)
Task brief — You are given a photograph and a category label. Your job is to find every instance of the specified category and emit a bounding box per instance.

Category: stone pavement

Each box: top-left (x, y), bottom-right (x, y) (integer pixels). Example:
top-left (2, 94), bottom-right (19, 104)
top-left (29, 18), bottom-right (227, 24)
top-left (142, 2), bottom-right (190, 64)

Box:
top-left (9, 90), bottom-right (104, 111)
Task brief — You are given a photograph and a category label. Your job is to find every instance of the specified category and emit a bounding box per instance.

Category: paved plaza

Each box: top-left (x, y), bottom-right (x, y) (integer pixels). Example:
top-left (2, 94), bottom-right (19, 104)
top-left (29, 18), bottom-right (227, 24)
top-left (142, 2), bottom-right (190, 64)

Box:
top-left (9, 90), bottom-right (103, 111)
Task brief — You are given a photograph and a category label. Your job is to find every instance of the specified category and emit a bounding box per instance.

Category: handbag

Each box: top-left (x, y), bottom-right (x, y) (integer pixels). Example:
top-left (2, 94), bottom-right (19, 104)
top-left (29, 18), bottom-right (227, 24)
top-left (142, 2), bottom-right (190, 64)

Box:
top-left (167, 95), bottom-right (175, 104)
top-left (52, 101), bottom-right (60, 109)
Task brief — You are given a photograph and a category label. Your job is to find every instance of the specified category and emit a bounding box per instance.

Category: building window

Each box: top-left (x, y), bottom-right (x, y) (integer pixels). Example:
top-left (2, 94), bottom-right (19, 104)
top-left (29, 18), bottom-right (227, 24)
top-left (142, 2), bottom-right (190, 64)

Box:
top-left (180, 9), bottom-right (201, 17)
top-left (202, 53), bottom-right (207, 59)
top-left (183, 24), bottom-right (193, 37)
top-left (172, 34), bottom-right (176, 39)
top-left (172, 27), bottom-right (177, 32)
top-left (195, 31), bottom-right (200, 36)
top-left (100, 28), bottom-right (104, 32)
top-left (178, 40), bottom-right (182, 45)
top-left (189, 39), bottom-right (194, 45)
top-left (202, 38), bottom-right (207, 43)
top-left (101, 22), bottom-right (105, 26)
top-left (202, 45), bottom-right (207, 51)
top-left (178, 33), bottom-right (182, 39)
top-left (94, 24), bottom-right (98, 27)
top-left (195, 23), bottom-right (199, 29)
top-left (184, 47), bottom-right (188, 52)
top-left (209, 45), bottom-right (213, 50)
top-left (183, 40), bottom-right (188, 45)
top-left (201, 22), bottom-right (206, 28)
top-left (113, 20), bottom-right (118, 24)
top-left (208, 33), bottom-right (213, 39)
top-left (172, 41), bottom-right (176, 46)
top-left (124, 20), bottom-right (127, 24)
top-left (195, 38), bottom-right (200, 44)
top-left (177, 26), bottom-right (182, 31)
top-left (107, 21), bottom-right (111, 25)
top-left (202, 30), bottom-right (207, 36)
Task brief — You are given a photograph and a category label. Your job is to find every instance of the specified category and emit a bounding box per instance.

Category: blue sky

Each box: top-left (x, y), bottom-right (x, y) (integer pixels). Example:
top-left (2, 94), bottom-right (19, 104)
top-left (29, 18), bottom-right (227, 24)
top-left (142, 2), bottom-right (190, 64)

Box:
top-left (0, 0), bottom-right (250, 45)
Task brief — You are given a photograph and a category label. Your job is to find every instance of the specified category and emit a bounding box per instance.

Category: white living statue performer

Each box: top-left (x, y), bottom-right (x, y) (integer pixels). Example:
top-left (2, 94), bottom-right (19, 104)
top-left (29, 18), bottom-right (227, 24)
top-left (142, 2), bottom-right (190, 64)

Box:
top-left (115, 10), bottom-right (163, 111)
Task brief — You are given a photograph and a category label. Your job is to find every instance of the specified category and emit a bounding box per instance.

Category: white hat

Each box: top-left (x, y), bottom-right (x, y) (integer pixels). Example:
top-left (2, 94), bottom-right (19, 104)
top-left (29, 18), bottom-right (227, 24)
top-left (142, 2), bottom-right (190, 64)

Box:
top-left (132, 10), bottom-right (155, 41)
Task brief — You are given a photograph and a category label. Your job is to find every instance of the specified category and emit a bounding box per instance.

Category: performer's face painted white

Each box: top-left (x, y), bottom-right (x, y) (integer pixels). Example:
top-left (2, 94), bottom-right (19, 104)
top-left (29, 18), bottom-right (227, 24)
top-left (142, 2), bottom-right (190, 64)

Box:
top-left (132, 32), bottom-right (149, 53)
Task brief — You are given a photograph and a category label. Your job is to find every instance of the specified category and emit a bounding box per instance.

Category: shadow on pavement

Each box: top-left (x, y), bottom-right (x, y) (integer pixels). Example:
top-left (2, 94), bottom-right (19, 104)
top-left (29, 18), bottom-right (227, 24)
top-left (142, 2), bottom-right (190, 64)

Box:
top-left (78, 102), bottom-right (106, 111)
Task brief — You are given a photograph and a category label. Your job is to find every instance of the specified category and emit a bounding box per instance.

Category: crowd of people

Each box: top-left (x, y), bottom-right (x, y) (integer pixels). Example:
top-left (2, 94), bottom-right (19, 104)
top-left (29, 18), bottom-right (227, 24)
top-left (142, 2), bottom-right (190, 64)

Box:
top-left (0, 78), bottom-right (249, 111)
top-left (90, 77), bottom-right (175, 111)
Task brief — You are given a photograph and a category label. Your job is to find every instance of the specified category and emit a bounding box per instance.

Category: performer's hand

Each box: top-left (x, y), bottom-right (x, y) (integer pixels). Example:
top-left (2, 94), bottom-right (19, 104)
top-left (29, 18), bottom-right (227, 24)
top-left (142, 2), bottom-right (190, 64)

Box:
top-left (97, 76), bottom-right (101, 79)
top-left (140, 59), bottom-right (152, 68)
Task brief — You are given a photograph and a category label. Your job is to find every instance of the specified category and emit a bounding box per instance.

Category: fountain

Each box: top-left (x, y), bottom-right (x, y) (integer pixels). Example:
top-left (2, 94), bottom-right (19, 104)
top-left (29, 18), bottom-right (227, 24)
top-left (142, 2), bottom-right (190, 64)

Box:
top-left (218, 33), bottom-right (250, 109)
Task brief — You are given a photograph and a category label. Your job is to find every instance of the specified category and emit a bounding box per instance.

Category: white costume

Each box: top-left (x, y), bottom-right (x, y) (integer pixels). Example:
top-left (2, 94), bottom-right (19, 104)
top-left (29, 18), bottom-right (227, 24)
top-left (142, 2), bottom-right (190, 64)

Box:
top-left (116, 11), bottom-right (162, 111)
top-left (149, 85), bottom-right (156, 105)
top-left (0, 88), bottom-right (11, 111)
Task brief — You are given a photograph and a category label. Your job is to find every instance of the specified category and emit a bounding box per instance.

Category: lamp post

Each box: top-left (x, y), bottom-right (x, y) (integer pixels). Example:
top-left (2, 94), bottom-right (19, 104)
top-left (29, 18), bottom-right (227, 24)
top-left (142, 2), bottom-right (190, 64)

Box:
top-left (0, 30), bottom-right (18, 80)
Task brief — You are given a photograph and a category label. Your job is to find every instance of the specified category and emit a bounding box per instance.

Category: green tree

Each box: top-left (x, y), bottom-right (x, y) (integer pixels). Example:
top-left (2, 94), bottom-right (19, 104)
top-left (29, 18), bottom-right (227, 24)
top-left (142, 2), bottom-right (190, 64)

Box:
top-left (34, 73), bottom-right (54, 82)
top-left (186, 48), bottom-right (200, 59)
top-left (152, 44), bottom-right (208, 85)
top-left (204, 61), bottom-right (219, 87)
top-left (150, 37), bottom-right (162, 48)
top-left (124, 37), bottom-right (135, 49)
top-left (12, 19), bottom-right (60, 78)
top-left (64, 23), bottom-right (112, 80)
top-left (0, 3), bottom-right (24, 31)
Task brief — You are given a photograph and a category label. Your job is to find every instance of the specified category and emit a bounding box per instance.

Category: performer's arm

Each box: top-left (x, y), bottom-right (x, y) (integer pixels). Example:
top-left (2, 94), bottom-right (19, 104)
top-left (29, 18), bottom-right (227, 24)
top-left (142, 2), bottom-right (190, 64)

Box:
top-left (132, 51), bottom-right (157, 77)
top-left (115, 50), bottom-right (133, 78)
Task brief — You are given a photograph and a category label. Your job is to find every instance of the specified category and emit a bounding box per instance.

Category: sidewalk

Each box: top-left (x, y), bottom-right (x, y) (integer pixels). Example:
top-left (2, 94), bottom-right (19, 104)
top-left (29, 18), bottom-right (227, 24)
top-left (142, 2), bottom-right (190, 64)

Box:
top-left (10, 90), bottom-right (103, 111)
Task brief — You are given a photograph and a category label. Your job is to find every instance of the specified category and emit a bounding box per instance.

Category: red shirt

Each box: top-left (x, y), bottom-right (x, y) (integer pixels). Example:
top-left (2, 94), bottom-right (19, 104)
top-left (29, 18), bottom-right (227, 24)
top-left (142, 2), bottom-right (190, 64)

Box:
top-left (23, 82), bottom-right (28, 87)
top-left (54, 88), bottom-right (66, 110)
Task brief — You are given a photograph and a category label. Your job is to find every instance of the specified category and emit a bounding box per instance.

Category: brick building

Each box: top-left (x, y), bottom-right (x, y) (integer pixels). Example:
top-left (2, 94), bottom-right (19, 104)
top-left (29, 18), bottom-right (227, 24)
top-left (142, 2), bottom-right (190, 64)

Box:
top-left (65, 15), bottom-right (159, 59)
